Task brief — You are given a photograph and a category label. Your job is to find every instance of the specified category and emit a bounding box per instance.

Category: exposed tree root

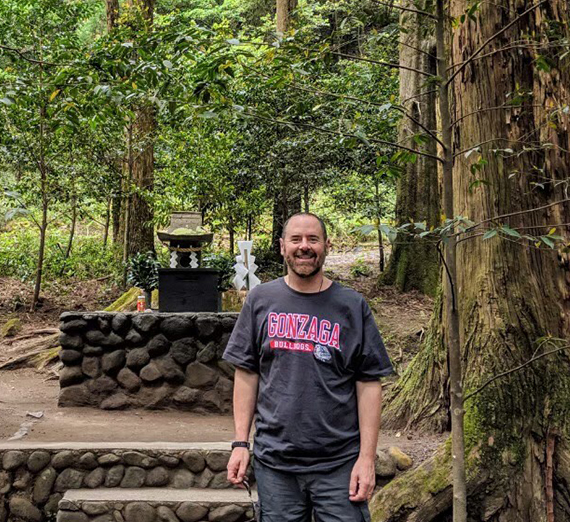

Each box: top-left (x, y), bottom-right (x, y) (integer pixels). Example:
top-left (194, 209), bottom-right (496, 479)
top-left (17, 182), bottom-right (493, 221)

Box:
top-left (383, 291), bottom-right (449, 432)
top-left (371, 438), bottom-right (570, 522)
top-left (0, 333), bottom-right (59, 370)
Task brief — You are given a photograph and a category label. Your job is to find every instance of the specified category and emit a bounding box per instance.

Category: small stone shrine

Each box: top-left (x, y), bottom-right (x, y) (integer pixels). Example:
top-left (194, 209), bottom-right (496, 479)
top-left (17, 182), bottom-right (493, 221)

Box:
top-left (157, 212), bottom-right (220, 313)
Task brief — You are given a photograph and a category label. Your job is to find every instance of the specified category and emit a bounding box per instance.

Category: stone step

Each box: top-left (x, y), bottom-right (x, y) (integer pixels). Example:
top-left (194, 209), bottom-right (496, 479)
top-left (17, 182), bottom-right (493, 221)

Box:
top-left (58, 487), bottom-right (256, 522)
top-left (0, 442), bottom-right (252, 522)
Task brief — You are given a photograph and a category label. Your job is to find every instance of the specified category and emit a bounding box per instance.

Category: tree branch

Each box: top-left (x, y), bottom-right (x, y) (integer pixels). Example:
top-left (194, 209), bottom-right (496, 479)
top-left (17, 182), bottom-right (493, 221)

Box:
top-left (0, 44), bottom-right (61, 67)
top-left (446, 0), bottom-right (547, 86)
top-left (242, 109), bottom-right (444, 161)
top-left (371, 0), bottom-right (438, 20)
top-left (448, 40), bottom-right (565, 70)
top-left (450, 104), bottom-right (543, 127)
top-left (332, 51), bottom-right (435, 77)
top-left (401, 88), bottom-right (438, 104)
top-left (465, 345), bottom-right (570, 401)
top-left (399, 39), bottom-right (437, 60)
top-left (453, 137), bottom-right (530, 158)
top-left (244, 66), bottom-right (445, 148)
top-left (465, 199), bottom-right (570, 232)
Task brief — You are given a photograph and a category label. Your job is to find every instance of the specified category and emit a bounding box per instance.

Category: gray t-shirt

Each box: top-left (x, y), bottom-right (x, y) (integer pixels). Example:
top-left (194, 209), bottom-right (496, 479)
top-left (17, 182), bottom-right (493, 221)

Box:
top-left (223, 278), bottom-right (394, 473)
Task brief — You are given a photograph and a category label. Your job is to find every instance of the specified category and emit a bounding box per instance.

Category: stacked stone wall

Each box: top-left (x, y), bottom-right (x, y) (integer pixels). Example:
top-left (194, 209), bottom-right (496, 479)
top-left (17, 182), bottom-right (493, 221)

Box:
top-left (58, 313), bottom-right (238, 412)
top-left (0, 447), bottom-right (236, 521)
top-left (58, 498), bottom-right (253, 522)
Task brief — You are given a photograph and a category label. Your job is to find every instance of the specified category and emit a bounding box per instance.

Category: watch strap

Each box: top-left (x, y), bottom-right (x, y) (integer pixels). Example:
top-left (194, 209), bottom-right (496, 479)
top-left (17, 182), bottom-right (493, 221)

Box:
top-left (231, 441), bottom-right (251, 449)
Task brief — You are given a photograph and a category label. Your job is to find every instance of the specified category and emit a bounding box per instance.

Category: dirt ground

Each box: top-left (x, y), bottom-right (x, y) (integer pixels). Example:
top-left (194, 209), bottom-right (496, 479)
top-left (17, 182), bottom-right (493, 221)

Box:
top-left (0, 247), bottom-right (444, 466)
top-left (0, 368), bottom-right (445, 466)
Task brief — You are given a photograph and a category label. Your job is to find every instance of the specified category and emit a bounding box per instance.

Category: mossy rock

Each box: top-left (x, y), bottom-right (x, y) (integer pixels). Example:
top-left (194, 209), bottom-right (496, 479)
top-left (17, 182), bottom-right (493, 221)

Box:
top-left (104, 287), bottom-right (141, 312)
top-left (1, 318), bottom-right (22, 337)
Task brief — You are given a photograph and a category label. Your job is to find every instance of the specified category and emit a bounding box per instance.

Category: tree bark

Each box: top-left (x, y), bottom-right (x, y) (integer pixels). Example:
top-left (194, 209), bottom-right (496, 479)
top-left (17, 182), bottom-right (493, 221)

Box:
top-left (103, 197), bottom-right (111, 248)
top-left (271, 183), bottom-right (301, 260)
top-left (374, 178), bottom-right (385, 272)
top-left (59, 196), bottom-right (77, 276)
top-left (378, 0), bottom-right (570, 519)
top-left (276, 0), bottom-right (297, 34)
top-left (31, 60), bottom-right (48, 312)
top-left (124, 0), bottom-right (156, 259)
top-left (106, 0), bottom-right (120, 32)
top-left (382, 0), bottom-right (440, 296)
top-left (229, 214), bottom-right (235, 256)
top-left (126, 104), bottom-right (155, 258)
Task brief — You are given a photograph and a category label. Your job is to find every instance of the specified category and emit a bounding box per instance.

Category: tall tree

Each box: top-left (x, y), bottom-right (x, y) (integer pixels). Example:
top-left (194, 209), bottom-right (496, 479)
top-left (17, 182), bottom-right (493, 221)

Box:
top-left (122, 0), bottom-right (156, 259)
top-left (373, 0), bottom-right (570, 519)
top-left (271, 0), bottom-right (301, 261)
top-left (382, 2), bottom-right (440, 296)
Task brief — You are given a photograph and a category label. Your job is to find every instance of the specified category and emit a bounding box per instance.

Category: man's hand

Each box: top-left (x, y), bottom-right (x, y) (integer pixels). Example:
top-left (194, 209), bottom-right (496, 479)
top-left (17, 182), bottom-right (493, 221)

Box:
top-left (349, 456), bottom-right (376, 502)
top-left (227, 447), bottom-right (250, 485)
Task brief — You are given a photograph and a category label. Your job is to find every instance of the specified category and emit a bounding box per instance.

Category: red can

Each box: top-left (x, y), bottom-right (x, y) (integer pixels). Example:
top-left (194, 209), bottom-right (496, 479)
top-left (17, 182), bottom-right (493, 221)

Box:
top-left (137, 295), bottom-right (146, 312)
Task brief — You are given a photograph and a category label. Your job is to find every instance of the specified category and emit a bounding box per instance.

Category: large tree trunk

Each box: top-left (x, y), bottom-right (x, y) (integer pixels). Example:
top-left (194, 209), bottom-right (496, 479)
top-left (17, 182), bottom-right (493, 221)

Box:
top-left (271, 182), bottom-right (302, 260)
top-left (124, 0), bottom-right (156, 258)
top-left (126, 104), bottom-right (156, 258)
top-left (271, 0), bottom-right (300, 261)
top-left (382, 1), bottom-right (440, 296)
top-left (378, 0), bottom-right (570, 520)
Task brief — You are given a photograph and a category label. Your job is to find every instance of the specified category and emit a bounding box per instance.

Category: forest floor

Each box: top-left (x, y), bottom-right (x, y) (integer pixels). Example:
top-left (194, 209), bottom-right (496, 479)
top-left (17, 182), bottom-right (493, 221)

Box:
top-left (0, 246), bottom-right (445, 468)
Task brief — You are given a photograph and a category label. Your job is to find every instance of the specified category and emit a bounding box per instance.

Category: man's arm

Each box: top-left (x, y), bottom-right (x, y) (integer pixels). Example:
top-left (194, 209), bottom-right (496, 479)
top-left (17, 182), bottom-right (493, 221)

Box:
top-left (227, 367), bottom-right (259, 485)
top-left (349, 380), bottom-right (383, 502)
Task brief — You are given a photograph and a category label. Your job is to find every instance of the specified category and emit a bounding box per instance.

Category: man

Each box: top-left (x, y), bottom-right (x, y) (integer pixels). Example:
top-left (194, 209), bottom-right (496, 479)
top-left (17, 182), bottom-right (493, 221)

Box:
top-left (223, 212), bottom-right (393, 521)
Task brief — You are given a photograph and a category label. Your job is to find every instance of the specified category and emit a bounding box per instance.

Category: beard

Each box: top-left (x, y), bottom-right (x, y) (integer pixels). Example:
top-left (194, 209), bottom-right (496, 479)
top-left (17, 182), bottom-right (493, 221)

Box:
top-left (284, 250), bottom-right (326, 279)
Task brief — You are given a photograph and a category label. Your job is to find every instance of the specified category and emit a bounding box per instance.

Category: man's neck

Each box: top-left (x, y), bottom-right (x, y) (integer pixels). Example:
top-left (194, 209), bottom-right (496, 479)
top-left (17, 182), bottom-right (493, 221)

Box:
top-left (285, 270), bottom-right (330, 293)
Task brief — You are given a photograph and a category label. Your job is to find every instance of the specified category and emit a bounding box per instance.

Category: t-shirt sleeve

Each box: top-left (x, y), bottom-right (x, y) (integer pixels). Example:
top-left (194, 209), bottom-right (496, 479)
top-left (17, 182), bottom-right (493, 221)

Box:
top-left (222, 293), bottom-right (260, 373)
top-left (355, 299), bottom-right (394, 381)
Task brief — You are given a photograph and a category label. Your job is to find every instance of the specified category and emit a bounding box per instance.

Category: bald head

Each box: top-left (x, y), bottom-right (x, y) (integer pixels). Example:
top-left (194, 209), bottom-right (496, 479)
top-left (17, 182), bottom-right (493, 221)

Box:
top-left (282, 213), bottom-right (328, 242)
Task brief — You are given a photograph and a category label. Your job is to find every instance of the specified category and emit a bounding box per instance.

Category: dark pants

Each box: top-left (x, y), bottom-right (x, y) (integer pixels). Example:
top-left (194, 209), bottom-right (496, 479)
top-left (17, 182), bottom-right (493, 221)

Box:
top-left (254, 458), bottom-right (371, 522)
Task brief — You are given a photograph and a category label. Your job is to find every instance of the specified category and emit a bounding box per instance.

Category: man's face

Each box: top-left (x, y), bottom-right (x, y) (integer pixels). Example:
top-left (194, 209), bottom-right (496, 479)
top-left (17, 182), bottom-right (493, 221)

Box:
top-left (280, 215), bottom-right (330, 278)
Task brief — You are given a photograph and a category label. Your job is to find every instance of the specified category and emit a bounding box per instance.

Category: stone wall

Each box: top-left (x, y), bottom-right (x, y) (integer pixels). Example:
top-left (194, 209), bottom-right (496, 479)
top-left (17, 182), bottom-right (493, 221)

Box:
top-left (0, 444), bottom-right (408, 522)
top-left (58, 497), bottom-right (253, 522)
top-left (58, 312), bottom-right (238, 412)
top-left (0, 445), bottom-right (238, 522)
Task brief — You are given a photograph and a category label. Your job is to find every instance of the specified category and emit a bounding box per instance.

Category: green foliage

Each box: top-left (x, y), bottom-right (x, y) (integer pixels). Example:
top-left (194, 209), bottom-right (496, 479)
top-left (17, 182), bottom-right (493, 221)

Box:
top-left (203, 251), bottom-right (235, 292)
top-left (251, 237), bottom-right (283, 280)
top-left (126, 252), bottom-right (160, 293)
top-left (349, 257), bottom-right (372, 278)
top-left (0, 221), bottom-right (120, 282)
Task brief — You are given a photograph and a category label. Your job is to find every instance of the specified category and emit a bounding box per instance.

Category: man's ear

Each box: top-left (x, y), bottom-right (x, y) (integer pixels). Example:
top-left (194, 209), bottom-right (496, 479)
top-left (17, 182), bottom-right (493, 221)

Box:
top-left (279, 237), bottom-right (285, 256)
top-left (325, 238), bottom-right (332, 254)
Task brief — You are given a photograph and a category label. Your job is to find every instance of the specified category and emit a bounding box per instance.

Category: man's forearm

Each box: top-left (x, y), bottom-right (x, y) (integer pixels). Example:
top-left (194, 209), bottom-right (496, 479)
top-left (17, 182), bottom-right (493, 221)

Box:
top-left (356, 380), bottom-right (383, 460)
top-left (233, 368), bottom-right (259, 441)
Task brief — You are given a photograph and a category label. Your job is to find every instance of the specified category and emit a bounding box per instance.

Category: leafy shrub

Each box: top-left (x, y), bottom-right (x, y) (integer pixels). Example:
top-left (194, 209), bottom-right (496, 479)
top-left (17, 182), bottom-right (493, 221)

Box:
top-left (251, 237), bottom-right (282, 281)
top-left (0, 222), bottom-right (122, 283)
top-left (127, 252), bottom-right (160, 293)
top-left (202, 251), bottom-right (235, 292)
top-left (350, 258), bottom-right (372, 278)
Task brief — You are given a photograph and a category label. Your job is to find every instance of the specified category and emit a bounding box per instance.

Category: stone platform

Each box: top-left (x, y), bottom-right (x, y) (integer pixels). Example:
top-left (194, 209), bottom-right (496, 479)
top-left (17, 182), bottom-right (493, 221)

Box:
top-left (0, 442), bottom-right (403, 521)
top-left (58, 312), bottom-right (238, 413)
top-left (58, 487), bottom-right (255, 522)
top-left (0, 442), bottom-right (244, 522)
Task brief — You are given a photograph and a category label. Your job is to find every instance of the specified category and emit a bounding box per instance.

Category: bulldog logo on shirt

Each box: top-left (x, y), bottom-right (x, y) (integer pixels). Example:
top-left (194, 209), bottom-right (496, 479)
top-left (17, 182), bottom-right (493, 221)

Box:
top-left (314, 344), bottom-right (332, 362)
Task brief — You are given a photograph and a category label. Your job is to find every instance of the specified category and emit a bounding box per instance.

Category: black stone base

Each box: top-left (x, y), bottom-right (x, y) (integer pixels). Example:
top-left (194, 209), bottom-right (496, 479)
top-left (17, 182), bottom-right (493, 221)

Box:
top-left (158, 269), bottom-right (220, 312)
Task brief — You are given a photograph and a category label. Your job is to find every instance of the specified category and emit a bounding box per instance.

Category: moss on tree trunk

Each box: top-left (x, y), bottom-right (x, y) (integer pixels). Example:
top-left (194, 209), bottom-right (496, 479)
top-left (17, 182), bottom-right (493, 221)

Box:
top-left (382, 0), bottom-right (440, 296)
top-left (378, 0), bottom-right (570, 518)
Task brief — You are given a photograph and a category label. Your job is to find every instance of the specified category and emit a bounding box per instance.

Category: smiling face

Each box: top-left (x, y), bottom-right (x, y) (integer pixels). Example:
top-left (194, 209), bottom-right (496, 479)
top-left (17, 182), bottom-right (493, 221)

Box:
top-left (280, 214), bottom-right (330, 279)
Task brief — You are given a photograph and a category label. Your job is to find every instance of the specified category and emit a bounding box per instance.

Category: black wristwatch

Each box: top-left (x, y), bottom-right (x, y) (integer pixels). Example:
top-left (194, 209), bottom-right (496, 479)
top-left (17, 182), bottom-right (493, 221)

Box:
top-left (231, 441), bottom-right (251, 450)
